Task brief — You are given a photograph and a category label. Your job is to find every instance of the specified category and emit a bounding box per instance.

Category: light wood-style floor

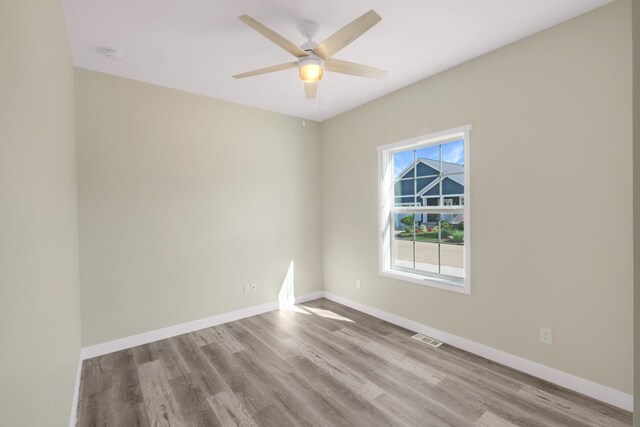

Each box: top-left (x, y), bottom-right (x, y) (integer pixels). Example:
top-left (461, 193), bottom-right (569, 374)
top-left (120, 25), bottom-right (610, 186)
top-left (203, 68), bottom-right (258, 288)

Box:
top-left (76, 298), bottom-right (632, 426)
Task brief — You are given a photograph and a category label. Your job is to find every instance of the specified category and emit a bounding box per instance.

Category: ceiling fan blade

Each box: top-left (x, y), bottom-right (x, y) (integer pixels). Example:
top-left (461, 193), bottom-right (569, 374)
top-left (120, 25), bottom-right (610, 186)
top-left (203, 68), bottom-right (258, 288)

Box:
top-left (233, 62), bottom-right (297, 79)
top-left (238, 15), bottom-right (308, 58)
top-left (313, 10), bottom-right (381, 59)
top-left (304, 81), bottom-right (318, 100)
top-left (324, 58), bottom-right (387, 79)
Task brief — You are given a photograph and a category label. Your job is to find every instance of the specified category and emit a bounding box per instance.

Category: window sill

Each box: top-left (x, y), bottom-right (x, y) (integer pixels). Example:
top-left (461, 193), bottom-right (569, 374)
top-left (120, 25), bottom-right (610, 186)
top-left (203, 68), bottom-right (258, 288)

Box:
top-left (380, 269), bottom-right (470, 294)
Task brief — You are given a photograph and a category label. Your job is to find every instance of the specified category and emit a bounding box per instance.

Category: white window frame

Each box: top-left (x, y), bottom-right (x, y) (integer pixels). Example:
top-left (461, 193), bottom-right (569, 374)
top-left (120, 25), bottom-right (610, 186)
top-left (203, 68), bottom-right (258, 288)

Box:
top-left (377, 125), bottom-right (471, 294)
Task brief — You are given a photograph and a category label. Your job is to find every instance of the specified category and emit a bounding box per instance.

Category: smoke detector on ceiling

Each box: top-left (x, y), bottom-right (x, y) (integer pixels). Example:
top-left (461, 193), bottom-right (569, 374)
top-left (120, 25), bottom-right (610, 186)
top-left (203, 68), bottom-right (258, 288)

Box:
top-left (101, 48), bottom-right (123, 61)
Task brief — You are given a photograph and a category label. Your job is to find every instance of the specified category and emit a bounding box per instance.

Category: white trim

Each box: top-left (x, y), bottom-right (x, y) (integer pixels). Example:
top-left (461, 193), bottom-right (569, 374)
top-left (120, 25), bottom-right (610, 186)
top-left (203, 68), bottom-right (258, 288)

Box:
top-left (463, 128), bottom-right (471, 287)
top-left (321, 291), bottom-right (633, 411)
top-left (377, 125), bottom-right (472, 153)
top-left (80, 291), bottom-right (324, 360)
top-left (294, 290), bottom-right (324, 304)
top-left (69, 352), bottom-right (82, 427)
top-left (380, 270), bottom-right (467, 294)
top-left (393, 205), bottom-right (464, 214)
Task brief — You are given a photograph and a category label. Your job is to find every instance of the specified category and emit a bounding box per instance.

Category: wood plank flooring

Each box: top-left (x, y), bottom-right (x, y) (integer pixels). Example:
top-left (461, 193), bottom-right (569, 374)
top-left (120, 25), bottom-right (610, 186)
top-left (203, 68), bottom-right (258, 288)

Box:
top-left (76, 298), bottom-right (632, 426)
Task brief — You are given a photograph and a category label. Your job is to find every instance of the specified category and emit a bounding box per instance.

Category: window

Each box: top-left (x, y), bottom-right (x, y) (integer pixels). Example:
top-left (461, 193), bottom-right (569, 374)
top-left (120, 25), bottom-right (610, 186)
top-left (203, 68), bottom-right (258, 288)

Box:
top-left (378, 126), bottom-right (470, 293)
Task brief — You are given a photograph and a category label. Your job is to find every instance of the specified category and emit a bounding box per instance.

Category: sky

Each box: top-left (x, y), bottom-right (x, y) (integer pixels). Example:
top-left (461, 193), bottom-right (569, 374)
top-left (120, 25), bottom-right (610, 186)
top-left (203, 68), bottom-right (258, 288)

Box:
top-left (394, 139), bottom-right (464, 177)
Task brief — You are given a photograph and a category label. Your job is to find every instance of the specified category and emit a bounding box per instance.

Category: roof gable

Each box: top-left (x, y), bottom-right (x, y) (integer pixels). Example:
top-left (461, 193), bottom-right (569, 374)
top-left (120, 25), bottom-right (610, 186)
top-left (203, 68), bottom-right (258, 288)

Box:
top-left (398, 158), bottom-right (464, 181)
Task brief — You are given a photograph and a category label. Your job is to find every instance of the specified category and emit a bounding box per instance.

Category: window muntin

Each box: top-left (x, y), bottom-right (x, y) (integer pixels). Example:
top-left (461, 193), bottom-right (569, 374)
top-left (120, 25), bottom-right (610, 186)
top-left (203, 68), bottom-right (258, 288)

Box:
top-left (379, 127), bottom-right (470, 293)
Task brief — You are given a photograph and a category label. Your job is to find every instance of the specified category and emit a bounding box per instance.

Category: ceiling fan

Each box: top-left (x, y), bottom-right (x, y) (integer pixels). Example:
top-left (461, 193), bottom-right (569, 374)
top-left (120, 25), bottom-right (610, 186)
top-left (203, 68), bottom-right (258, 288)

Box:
top-left (233, 10), bottom-right (387, 100)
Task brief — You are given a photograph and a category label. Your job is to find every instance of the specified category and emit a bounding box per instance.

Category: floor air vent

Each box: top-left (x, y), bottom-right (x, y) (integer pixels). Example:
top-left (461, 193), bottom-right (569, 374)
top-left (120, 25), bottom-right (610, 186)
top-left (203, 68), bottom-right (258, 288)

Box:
top-left (411, 333), bottom-right (443, 348)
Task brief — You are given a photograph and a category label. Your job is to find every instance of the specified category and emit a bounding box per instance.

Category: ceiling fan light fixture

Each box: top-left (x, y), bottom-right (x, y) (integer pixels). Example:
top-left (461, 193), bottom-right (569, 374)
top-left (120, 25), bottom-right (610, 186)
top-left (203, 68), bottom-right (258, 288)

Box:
top-left (298, 57), bottom-right (324, 82)
top-left (235, 10), bottom-right (384, 99)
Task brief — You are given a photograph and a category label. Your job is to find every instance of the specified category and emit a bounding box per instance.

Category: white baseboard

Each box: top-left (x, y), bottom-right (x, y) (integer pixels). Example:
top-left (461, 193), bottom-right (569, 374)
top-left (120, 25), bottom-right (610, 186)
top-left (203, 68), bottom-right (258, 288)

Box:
top-left (80, 290), bottom-right (324, 360)
top-left (321, 291), bottom-right (633, 412)
top-left (295, 290), bottom-right (324, 304)
top-left (69, 351), bottom-right (82, 427)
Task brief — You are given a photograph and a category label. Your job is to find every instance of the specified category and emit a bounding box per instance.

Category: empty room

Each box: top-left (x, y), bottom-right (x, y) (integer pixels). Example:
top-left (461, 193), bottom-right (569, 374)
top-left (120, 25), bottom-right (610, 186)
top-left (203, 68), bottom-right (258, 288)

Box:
top-left (1, 0), bottom-right (639, 426)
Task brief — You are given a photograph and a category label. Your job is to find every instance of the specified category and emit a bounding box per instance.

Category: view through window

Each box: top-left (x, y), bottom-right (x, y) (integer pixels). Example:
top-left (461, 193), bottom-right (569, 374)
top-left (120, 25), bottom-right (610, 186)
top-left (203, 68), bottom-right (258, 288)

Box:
top-left (379, 127), bottom-right (470, 292)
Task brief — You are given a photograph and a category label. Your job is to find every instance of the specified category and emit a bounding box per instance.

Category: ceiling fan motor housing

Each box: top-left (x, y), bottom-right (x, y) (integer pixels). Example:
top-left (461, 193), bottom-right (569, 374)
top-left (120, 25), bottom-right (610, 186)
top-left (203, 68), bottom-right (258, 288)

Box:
top-left (298, 20), bottom-right (320, 42)
top-left (300, 40), bottom-right (318, 51)
top-left (299, 20), bottom-right (319, 52)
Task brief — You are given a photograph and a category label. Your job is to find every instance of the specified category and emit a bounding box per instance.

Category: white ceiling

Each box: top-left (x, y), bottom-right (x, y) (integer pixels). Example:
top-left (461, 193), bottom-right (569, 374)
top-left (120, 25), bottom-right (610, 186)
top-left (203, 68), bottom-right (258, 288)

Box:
top-left (62, 0), bottom-right (612, 122)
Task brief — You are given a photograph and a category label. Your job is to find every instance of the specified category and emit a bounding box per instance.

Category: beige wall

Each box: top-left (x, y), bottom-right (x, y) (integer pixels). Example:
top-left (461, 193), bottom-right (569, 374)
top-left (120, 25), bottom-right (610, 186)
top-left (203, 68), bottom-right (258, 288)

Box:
top-left (633, 0), bottom-right (639, 421)
top-left (75, 69), bottom-right (323, 346)
top-left (321, 0), bottom-right (633, 394)
top-left (0, 1), bottom-right (81, 426)
top-left (0, 0), bottom-right (632, 422)
top-left (66, 0), bottom-right (632, 411)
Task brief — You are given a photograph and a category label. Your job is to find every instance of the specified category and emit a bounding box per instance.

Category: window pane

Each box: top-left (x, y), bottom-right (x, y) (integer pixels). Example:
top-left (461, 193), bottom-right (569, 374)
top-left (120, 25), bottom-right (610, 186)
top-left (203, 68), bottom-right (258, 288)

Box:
top-left (441, 139), bottom-right (464, 166)
top-left (413, 213), bottom-right (440, 275)
top-left (416, 176), bottom-right (438, 205)
top-left (418, 173), bottom-right (463, 207)
top-left (392, 213), bottom-right (416, 270)
top-left (441, 139), bottom-right (464, 207)
top-left (393, 150), bottom-right (415, 180)
top-left (441, 173), bottom-right (464, 207)
top-left (423, 197), bottom-right (440, 207)
top-left (415, 145), bottom-right (439, 178)
top-left (394, 148), bottom-right (416, 207)
top-left (439, 215), bottom-right (464, 278)
top-left (393, 178), bottom-right (417, 207)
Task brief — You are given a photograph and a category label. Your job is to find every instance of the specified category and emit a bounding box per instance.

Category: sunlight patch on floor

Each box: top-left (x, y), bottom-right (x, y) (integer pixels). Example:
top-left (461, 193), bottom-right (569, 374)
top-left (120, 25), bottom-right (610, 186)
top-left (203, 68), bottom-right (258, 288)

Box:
top-left (304, 306), bottom-right (354, 322)
top-left (281, 305), bottom-right (311, 315)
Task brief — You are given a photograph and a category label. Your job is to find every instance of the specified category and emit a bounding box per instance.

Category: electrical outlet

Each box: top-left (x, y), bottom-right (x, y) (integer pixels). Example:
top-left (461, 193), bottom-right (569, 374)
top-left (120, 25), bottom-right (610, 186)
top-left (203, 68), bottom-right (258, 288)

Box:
top-left (243, 284), bottom-right (251, 295)
top-left (539, 327), bottom-right (553, 345)
top-left (251, 283), bottom-right (257, 293)
top-left (356, 280), bottom-right (361, 290)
